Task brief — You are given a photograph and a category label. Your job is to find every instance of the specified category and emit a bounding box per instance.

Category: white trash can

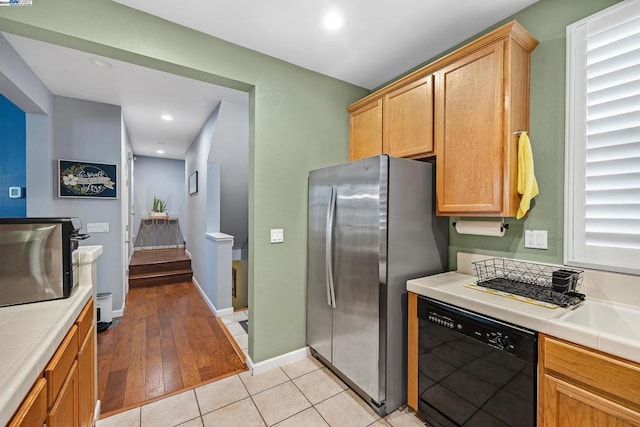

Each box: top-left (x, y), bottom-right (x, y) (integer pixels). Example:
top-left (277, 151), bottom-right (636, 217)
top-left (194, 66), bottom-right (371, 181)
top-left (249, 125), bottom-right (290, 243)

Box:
top-left (96, 292), bottom-right (113, 323)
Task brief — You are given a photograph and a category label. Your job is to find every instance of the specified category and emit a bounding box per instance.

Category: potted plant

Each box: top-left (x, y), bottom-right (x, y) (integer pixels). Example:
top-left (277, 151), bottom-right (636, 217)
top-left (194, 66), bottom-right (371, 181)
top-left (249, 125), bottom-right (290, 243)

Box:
top-left (150, 197), bottom-right (168, 218)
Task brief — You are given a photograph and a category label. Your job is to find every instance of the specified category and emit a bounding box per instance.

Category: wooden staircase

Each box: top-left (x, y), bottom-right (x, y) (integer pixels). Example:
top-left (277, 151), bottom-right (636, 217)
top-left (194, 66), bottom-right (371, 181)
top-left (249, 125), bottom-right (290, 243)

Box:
top-left (129, 249), bottom-right (192, 287)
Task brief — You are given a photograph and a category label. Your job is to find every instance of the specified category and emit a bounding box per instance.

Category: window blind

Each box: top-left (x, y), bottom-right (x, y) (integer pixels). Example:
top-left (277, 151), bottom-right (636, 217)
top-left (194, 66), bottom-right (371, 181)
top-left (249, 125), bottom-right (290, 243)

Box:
top-left (566, 0), bottom-right (640, 274)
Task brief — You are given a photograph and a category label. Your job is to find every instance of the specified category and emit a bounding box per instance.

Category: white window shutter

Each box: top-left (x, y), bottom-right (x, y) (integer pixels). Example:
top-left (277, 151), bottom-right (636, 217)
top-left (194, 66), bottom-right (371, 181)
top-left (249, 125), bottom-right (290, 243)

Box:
top-left (566, 0), bottom-right (640, 274)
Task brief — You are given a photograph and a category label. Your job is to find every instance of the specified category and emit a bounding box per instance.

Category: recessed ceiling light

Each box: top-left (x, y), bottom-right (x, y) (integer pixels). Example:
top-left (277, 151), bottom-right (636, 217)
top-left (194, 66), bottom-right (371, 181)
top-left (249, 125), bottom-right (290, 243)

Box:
top-left (323, 10), bottom-right (343, 32)
top-left (161, 114), bottom-right (173, 121)
top-left (89, 57), bottom-right (112, 68)
top-left (156, 150), bottom-right (165, 154)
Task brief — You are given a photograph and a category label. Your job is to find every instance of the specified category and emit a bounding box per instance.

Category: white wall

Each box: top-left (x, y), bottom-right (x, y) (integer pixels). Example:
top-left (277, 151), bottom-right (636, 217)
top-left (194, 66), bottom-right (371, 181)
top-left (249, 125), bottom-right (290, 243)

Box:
top-left (121, 117), bottom-right (133, 298)
top-left (185, 103), bottom-right (226, 309)
top-left (25, 112), bottom-right (53, 216)
top-left (132, 155), bottom-right (187, 244)
top-left (51, 96), bottom-right (124, 311)
top-left (208, 101), bottom-right (249, 254)
top-left (0, 34), bottom-right (54, 217)
top-left (0, 34), bottom-right (51, 115)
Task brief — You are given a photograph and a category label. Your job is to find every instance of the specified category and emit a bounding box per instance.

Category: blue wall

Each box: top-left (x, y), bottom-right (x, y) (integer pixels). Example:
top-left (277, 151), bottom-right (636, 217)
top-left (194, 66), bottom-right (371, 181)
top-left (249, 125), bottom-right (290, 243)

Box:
top-left (0, 95), bottom-right (26, 217)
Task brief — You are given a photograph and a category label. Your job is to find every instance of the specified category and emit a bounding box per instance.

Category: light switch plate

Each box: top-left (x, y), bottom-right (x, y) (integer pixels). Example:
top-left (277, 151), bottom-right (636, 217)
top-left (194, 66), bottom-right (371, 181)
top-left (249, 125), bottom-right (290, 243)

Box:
top-left (8, 186), bottom-right (22, 198)
top-left (87, 222), bottom-right (109, 233)
top-left (270, 228), bottom-right (284, 243)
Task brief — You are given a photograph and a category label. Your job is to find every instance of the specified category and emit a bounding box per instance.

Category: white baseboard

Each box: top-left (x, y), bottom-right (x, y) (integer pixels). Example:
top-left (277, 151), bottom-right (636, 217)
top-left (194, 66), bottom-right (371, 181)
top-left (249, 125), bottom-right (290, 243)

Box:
top-left (185, 249), bottom-right (192, 259)
top-left (93, 399), bottom-right (101, 425)
top-left (192, 277), bottom-right (233, 317)
top-left (112, 309), bottom-right (124, 318)
top-left (246, 347), bottom-right (310, 375)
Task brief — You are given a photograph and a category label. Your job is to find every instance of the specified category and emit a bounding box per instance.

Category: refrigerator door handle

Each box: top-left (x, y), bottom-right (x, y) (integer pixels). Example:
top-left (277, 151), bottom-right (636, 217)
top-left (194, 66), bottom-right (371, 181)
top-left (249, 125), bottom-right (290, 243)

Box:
top-left (325, 186), bottom-right (337, 308)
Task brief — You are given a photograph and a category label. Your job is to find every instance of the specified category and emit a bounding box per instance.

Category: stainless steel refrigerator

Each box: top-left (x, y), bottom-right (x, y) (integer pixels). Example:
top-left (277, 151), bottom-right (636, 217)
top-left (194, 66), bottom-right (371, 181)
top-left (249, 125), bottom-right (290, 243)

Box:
top-left (307, 154), bottom-right (448, 415)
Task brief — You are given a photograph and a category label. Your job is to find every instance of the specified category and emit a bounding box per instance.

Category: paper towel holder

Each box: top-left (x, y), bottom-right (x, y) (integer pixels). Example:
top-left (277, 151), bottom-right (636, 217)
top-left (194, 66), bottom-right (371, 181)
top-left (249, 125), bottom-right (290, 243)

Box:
top-left (452, 219), bottom-right (510, 231)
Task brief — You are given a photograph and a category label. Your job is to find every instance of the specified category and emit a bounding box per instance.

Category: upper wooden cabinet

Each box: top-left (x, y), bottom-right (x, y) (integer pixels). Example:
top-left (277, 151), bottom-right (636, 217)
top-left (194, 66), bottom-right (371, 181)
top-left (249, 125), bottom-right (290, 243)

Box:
top-left (347, 76), bottom-right (434, 161)
top-left (349, 98), bottom-right (382, 161)
top-left (384, 75), bottom-right (434, 159)
top-left (347, 21), bottom-right (538, 216)
top-left (435, 42), bottom-right (507, 215)
top-left (435, 24), bottom-right (537, 216)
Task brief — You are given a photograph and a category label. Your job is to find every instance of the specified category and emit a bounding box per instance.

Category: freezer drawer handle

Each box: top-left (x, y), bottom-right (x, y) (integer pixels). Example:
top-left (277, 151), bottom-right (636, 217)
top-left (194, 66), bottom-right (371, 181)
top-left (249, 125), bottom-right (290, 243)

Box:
top-left (325, 186), bottom-right (337, 308)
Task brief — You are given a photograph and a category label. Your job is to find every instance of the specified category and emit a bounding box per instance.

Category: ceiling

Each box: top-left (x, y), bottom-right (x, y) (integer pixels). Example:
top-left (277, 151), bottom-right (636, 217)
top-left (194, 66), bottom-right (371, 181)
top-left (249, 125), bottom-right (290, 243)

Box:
top-left (4, 0), bottom-right (539, 159)
top-left (3, 33), bottom-right (248, 160)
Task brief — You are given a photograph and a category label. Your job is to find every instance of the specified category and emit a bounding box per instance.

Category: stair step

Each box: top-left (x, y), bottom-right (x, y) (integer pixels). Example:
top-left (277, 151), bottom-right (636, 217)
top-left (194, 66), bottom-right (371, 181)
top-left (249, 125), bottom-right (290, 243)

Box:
top-left (129, 259), bottom-right (192, 276)
top-left (128, 248), bottom-right (192, 288)
top-left (129, 268), bottom-right (192, 279)
top-left (129, 269), bottom-right (192, 287)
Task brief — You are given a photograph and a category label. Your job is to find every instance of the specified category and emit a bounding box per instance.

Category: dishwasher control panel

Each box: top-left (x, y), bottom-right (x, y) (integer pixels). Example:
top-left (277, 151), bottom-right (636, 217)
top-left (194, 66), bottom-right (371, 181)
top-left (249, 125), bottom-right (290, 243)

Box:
top-left (418, 295), bottom-right (537, 359)
top-left (426, 311), bottom-right (455, 329)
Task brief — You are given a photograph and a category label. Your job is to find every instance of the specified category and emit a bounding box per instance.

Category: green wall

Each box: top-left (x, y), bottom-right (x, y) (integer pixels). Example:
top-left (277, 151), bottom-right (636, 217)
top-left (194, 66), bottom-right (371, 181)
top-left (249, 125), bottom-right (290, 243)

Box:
top-left (0, 0), bottom-right (622, 364)
top-left (446, 0), bottom-right (622, 269)
top-left (0, 0), bottom-right (369, 362)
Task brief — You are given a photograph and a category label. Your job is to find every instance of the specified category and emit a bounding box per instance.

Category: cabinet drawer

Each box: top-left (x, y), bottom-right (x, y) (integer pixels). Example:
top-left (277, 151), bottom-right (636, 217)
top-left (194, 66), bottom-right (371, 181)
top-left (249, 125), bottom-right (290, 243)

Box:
top-left (76, 299), bottom-right (94, 342)
top-left (543, 336), bottom-right (640, 411)
top-left (8, 378), bottom-right (47, 427)
top-left (45, 324), bottom-right (78, 407)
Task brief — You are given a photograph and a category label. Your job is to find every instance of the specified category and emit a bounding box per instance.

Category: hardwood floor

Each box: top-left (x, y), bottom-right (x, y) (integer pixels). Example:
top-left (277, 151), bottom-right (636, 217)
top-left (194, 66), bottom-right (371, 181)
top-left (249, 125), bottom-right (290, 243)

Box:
top-left (97, 280), bottom-right (247, 416)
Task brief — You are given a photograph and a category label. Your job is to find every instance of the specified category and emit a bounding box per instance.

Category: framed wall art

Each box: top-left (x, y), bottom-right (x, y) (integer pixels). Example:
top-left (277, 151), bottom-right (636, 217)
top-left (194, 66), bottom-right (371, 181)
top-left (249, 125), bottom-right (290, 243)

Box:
top-left (58, 159), bottom-right (118, 199)
top-left (189, 171), bottom-right (198, 195)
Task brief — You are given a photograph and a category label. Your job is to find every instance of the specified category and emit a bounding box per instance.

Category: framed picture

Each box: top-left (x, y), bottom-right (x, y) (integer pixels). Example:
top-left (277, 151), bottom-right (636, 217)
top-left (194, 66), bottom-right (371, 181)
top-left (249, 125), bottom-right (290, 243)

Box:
top-left (58, 159), bottom-right (117, 199)
top-left (189, 171), bottom-right (198, 195)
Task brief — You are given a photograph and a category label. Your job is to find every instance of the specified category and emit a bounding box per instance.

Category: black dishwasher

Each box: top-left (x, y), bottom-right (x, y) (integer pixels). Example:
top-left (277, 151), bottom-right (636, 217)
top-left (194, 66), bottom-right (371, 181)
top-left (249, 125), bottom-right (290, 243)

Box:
top-left (417, 296), bottom-right (537, 427)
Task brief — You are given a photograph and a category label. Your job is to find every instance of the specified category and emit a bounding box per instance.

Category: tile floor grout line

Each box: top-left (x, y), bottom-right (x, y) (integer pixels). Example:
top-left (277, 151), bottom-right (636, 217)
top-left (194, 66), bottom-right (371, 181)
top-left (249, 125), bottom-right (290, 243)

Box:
top-left (99, 355), bottom-right (427, 427)
top-left (192, 386), bottom-right (204, 417)
top-left (236, 370), bottom-right (270, 427)
top-left (194, 374), bottom-right (248, 418)
top-left (288, 375), bottom-right (333, 427)
top-left (248, 393), bottom-right (269, 426)
top-left (239, 367), bottom-right (289, 396)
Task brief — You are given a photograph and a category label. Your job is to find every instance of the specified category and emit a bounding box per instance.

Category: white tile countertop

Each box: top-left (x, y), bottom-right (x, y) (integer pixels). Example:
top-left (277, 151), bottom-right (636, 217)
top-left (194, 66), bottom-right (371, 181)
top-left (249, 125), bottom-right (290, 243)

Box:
top-left (408, 265), bottom-right (640, 365)
top-left (0, 244), bottom-right (102, 427)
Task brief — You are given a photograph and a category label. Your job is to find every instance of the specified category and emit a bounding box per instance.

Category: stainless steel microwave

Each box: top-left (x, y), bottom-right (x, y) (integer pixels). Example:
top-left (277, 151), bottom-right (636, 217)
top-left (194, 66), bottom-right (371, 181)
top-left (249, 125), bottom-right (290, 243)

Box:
top-left (0, 217), bottom-right (89, 307)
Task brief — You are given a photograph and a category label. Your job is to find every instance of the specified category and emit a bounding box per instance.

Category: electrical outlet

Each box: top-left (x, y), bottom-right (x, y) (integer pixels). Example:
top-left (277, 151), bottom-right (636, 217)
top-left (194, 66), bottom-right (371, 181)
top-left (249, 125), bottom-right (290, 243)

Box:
top-left (524, 229), bottom-right (548, 249)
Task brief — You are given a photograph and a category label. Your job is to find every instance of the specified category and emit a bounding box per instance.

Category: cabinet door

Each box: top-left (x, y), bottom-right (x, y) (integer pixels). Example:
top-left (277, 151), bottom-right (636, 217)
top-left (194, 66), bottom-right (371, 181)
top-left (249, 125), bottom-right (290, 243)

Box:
top-left (349, 98), bottom-right (382, 161)
top-left (78, 326), bottom-right (95, 427)
top-left (45, 325), bottom-right (78, 407)
top-left (543, 374), bottom-right (640, 427)
top-left (8, 378), bottom-right (47, 427)
top-left (384, 75), bottom-right (434, 159)
top-left (435, 42), bottom-right (505, 215)
top-left (47, 361), bottom-right (79, 427)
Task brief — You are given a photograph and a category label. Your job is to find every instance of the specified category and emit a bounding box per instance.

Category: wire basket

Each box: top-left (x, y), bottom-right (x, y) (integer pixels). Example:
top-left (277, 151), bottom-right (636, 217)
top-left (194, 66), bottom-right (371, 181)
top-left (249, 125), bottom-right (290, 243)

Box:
top-left (472, 258), bottom-right (584, 307)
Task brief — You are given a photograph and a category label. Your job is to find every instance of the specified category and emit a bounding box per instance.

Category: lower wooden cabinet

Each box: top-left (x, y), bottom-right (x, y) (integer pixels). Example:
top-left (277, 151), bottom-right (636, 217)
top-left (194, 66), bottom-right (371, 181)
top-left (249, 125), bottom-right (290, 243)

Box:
top-left (9, 298), bottom-right (95, 427)
top-left (48, 361), bottom-right (79, 427)
top-left (7, 378), bottom-right (47, 427)
top-left (539, 334), bottom-right (640, 426)
top-left (78, 325), bottom-right (95, 427)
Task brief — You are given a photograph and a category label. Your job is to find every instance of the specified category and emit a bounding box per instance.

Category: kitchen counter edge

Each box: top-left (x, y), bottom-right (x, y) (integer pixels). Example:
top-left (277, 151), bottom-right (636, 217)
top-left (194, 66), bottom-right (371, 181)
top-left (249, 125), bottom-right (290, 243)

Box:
top-left (0, 284), bottom-right (93, 426)
top-left (407, 271), bottom-right (640, 365)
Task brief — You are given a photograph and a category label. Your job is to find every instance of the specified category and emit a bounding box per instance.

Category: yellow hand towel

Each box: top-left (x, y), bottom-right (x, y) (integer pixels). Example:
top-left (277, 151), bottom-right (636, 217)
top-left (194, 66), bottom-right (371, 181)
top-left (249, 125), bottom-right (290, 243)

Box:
top-left (517, 132), bottom-right (539, 219)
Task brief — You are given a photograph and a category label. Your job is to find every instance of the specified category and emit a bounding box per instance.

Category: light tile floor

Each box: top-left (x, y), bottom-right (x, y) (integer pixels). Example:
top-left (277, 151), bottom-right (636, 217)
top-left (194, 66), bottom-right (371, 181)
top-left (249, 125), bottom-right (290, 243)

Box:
top-left (97, 310), bottom-right (427, 427)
